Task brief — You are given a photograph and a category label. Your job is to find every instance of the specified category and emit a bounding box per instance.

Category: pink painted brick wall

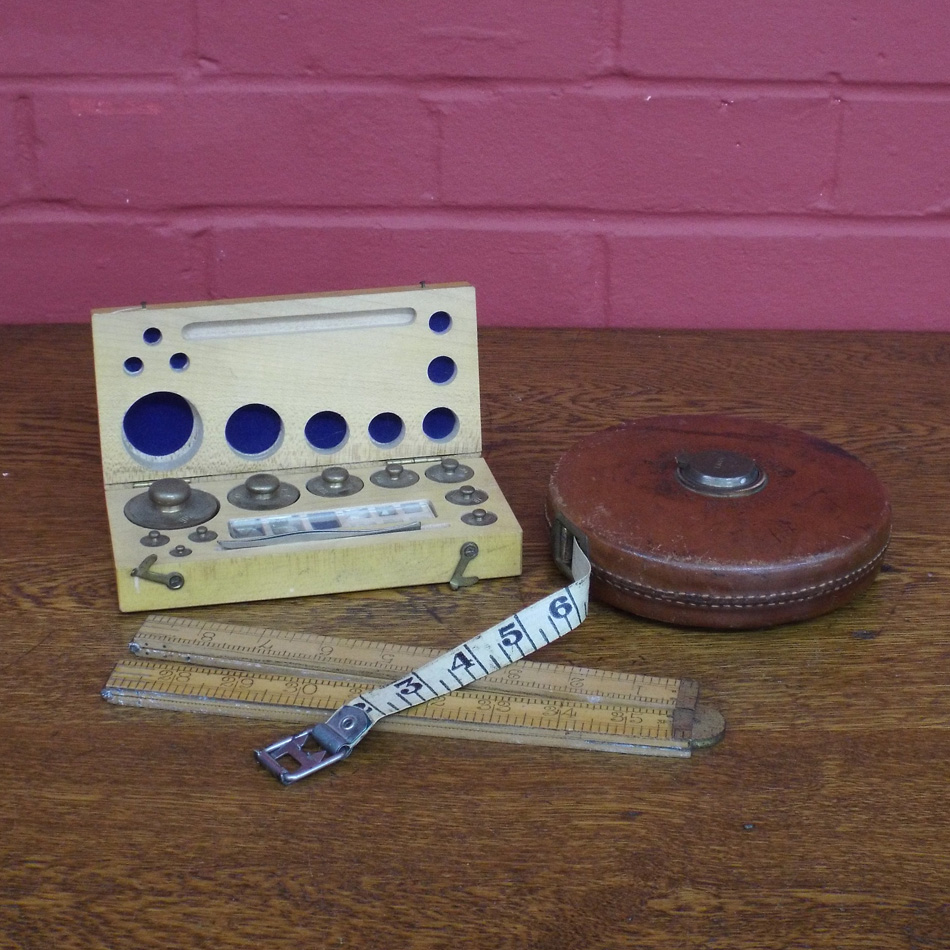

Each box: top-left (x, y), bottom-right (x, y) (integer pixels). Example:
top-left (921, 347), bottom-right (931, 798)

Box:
top-left (1, 1), bottom-right (948, 328)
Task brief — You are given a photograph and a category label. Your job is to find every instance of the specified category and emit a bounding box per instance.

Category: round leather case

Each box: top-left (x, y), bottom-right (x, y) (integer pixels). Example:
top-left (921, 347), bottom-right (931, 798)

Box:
top-left (546, 415), bottom-right (891, 630)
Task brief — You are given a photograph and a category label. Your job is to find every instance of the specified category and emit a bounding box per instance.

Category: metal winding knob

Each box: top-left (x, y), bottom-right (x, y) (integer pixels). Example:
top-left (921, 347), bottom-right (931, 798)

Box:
top-left (675, 450), bottom-right (767, 498)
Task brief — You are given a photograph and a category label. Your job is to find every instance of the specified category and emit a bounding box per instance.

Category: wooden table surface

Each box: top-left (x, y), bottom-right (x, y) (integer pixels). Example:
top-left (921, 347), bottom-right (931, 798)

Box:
top-left (1, 325), bottom-right (948, 949)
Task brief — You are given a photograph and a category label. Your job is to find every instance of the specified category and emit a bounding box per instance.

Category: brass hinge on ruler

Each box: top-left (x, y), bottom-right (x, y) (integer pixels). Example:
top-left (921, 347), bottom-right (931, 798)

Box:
top-left (102, 615), bottom-right (725, 758)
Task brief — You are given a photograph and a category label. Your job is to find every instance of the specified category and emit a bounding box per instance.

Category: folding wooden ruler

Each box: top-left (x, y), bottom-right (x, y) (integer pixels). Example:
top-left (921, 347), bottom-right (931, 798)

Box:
top-left (103, 615), bottom-right (725, 765)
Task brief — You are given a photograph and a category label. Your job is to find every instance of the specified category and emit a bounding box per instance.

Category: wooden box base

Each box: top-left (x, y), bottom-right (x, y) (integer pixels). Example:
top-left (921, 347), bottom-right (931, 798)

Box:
top-left (108, 455), bottom-right (521, 611)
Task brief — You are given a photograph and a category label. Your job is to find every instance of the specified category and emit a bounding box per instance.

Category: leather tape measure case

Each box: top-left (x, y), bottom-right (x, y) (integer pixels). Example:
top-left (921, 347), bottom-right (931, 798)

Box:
top-left (546, 414), bottom-right (891, 630)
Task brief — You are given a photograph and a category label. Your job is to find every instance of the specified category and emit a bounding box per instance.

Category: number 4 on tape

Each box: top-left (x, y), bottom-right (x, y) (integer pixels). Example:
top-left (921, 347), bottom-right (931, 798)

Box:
top-left (254, 541), bottom-right (591, 785)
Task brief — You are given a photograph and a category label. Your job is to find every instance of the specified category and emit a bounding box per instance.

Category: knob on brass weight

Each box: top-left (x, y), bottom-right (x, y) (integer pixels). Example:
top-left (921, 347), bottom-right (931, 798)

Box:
top-left (307, 466), bottom-right (364, 498)
top-left (124, 477), bottom-right (220, 530)
top-left (140, 529), bottom-right (169, 547)
top-left (426, 457), bottom-right (475, 483)
top-left (370, 463), bottom-right (419, 489)
top-left (446, 485), bottom-right (489, 506)
top-left (227, 473), bottom-right (300, 511)
top-left (461, 507), bottom-right (497, 526)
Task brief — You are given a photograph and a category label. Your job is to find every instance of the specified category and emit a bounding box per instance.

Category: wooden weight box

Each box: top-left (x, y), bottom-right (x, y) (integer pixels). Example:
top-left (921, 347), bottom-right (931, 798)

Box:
top-left (92, 283), bottom-right (522, 611)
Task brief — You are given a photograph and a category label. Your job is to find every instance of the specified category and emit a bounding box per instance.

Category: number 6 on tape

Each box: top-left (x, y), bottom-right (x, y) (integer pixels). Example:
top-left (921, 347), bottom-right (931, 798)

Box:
top-left (254, 541), bottom-right (591, 785)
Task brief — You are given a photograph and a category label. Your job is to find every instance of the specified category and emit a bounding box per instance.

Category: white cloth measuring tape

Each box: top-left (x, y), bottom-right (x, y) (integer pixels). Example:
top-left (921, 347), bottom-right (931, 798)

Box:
top-left (255, 541), bottom-right (591, 784)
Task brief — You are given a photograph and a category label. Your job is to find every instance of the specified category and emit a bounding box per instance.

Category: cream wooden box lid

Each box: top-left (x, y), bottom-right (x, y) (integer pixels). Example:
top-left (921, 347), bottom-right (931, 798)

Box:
top-left (92, 283), bottom-right (482, 487)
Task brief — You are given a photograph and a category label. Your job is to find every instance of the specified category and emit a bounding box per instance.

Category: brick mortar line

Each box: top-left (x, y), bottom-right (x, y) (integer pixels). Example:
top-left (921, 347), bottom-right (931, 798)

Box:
top-left (3, 75), bottom-right (950, 101)
top-left (3, 205), bottom-right (950, 236)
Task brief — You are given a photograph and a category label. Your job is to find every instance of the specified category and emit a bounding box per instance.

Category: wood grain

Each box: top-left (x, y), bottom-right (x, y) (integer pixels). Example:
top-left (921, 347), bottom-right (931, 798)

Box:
top-left (1, 325), bottom-right (948, 949)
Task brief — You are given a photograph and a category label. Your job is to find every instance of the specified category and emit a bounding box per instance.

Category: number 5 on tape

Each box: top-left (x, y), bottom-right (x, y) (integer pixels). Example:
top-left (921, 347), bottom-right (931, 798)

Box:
top-left (254, 541), bottom-right (592, 785)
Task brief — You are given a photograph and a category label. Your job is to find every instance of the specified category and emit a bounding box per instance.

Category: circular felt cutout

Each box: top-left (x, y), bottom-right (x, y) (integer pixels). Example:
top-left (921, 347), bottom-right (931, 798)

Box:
top-left (423, 407), bottom-right (458, 442)
top-left (427, 356), bottom-right (457, 384)
top-left (305, 411), bottom-right (349, 452)
top-left (122, 391), bottom-right (201, 468)
top-left (225, 403), bottom-right (283, 458)
top-left (368, 412), bottom-right (405, 446)
top-left (428, 311), bottom-right (452, 333)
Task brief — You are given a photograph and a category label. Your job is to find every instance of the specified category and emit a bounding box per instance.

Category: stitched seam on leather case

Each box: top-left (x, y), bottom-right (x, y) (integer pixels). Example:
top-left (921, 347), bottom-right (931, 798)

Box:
top-left (593, 544), bottom-right (888, 610)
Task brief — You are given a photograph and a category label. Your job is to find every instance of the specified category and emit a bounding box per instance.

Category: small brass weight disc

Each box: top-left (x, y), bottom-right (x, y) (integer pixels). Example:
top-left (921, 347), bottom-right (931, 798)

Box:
top-left (425, 457), bottom-right (475, 483)
top-left (370, 463), bottom-right (419, 489)
top-left (446, 485), bottom-right (489, 506)
top-left (227, 473), bottom-right (300, 511)
top-left (306, 466), bottom-right (364, 498)
top-left (124, 478), bottom-right (220, 531)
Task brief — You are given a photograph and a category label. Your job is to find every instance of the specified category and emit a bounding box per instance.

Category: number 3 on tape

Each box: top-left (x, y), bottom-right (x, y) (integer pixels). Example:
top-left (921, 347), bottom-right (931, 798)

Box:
top-left (254, 541), bottom-right (592, 785)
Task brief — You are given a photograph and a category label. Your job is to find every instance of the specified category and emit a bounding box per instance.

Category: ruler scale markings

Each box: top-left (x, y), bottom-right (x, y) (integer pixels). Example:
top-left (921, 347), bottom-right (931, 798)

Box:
top-left (407, 671), bottom-right (437, 696)
top-left (565, 584), bottom-right (582, 620)
top-left (133, 616), bottom-right (683, 710)
top-left (358, 695), bottom-right (386, 717)
top-left (462, 646), bottom-right (490, 677)
top-left (110, 687), bottom-right (689, 756)
top-left (103, 659), bottom-right (689, 751)
top-left (351, 557), bottom-right (591, 725)
top-left (512, 612), bottom-right (538, 653)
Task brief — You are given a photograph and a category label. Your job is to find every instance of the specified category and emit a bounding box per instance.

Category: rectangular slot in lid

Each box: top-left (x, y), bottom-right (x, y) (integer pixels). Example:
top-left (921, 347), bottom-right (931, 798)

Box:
top-left (181, 307), bottom-right (416, 341)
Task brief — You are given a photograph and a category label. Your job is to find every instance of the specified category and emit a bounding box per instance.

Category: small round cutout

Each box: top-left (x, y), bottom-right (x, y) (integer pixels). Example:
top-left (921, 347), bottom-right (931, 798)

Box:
top-left (427, 356), bottom-right (457, 385)
top-left (124, 356), bottom-right (144, 375)
top-left (306, 411), bottom-right (349, 452)
top-left (423, 407), bottom-right (459, 442)
top-left (122, 391), bottom-right (202, 469)
top-left (143, 327), bottom-right (162, 345)
top-left (429, 311), bottom-right (452, 334)
top-left (226, 403), bottom-right (284, 458)
top-left (169, 352), bottom-right (190, 371)
top-left (368, 412), bottom-right (405, 446)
